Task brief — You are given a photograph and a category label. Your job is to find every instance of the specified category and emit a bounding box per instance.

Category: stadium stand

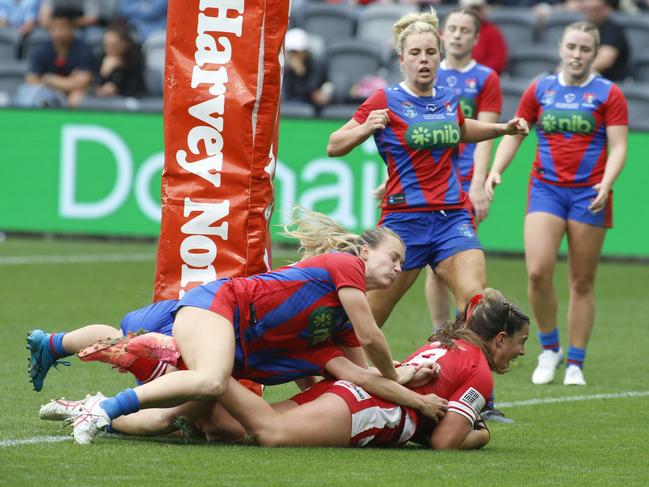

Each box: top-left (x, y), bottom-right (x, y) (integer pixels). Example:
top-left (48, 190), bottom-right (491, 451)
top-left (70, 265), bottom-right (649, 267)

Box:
top-left (0, 60), bottom-right (27, 104)
top-left (0, 27), bottom-right (19, 60)
top-left (486, 8), bottom-right (537, 47)
top-left (632, 52), bottom-right (649, 83)
top-left (325, 39), bottom-right (383, 104)
top-left (499, 77), bottom-right (528, 122)
top-left (506, 45), bottom-right (559, 80)
top-left (356, 4), bottom-right (413, 47)
top-left (620, 83), bottom-right (649, 131)
top-left (539, 10), bottom-right (584, 47)
top-left (142, 30), bottom-right (165, 97)
top-left (295, 4), bottom-right (356, 49)
top-left (281, 100), bottom-right (317, 118)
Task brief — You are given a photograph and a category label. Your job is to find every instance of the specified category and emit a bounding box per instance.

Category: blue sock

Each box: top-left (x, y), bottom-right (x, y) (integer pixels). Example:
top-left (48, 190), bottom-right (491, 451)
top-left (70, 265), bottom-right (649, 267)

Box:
top-left (99, 389), bottom-right (141, 420)
top-left (566, 346), bottom-right (586, 369)
top-left (486, 391), bottom-right (495, 409)
top-left (538, 328), bottom-right (560, 352)
top-left (50, 332), bottom-right (70, 358)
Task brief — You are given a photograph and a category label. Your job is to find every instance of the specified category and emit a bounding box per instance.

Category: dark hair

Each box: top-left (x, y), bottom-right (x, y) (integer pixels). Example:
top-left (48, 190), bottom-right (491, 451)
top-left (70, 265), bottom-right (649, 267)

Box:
top-left (444, 8), bottom-right (481, 35)
top-left (51, 6), bottom-right (82, 22)
top-left (105, 22), bottom-right (143, 71)
top-left (430, 288), bottom-right (529, 373)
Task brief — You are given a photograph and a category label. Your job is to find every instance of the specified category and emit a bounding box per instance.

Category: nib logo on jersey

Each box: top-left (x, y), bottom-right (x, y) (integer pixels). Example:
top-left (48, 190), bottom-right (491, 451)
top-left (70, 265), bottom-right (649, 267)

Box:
top-left (539, 110), bottom-right (596, 134)
top-left (405, 121), bottom-right (461, 149)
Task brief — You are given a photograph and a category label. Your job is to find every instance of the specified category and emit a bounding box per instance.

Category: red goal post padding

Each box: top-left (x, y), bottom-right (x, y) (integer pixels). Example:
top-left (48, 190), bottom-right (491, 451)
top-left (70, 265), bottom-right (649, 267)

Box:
top-left (154, 0), bottom-right (290, 300)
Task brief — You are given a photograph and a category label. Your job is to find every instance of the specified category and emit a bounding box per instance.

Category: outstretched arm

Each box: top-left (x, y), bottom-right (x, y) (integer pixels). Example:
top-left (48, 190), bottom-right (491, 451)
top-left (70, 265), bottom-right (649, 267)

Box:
top-left (327, 109), bottom-right (389, 156)
top-left (461, 117), bottom-right (529, 144)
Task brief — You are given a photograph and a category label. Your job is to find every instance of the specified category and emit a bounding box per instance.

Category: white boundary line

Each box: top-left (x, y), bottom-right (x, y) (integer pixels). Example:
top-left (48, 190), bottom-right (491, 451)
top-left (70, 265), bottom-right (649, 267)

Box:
top-left (0, 254), bottom-right (156, 265)
top-left (2, 390), bottom-right (648, 447)
top-left (0, 435), bottom-right (72, 447)
top-left (496, 390), bottom-right (649, 408)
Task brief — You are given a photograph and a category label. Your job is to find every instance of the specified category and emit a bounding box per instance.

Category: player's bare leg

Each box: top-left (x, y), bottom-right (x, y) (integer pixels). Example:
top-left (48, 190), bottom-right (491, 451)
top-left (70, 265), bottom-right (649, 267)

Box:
top-left (218, 379), bottom-right (351, 447)
top-left (367, 268), bottom-right (421, 327)
top-left (61, 325), bottom-right (123, 354)
top-left (424, 266), bottom-right (451, 328)
top-left (434, 249), bottom-right (486, 311)
top-left (563, 220), bottom-right (606, 385)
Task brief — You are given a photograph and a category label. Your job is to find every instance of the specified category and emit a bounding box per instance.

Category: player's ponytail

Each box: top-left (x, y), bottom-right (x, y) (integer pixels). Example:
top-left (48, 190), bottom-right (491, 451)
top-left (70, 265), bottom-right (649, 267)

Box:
top-left (430, 288), bottom-right (529, 373)
top-left (283, 207), bottom-right (403, 259)
top-left (393, 7), bottom-right (441, 56)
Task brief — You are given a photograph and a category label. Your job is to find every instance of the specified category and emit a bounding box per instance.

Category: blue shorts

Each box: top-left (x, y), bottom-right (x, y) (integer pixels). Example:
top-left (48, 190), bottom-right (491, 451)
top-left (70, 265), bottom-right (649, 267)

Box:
top-left (527, 178), bottom-right (612, 228)
top-left (120, 300), bottom-right (178, 337)
top-left (380, 209), bottom-right (483, 271)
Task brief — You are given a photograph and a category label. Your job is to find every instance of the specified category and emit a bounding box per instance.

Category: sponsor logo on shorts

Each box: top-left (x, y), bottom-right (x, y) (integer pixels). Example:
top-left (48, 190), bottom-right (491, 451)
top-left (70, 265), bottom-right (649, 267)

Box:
top-left (337, 380), bottom-right (371, 401)
top-left (457, 223), bottom-right (475, 238)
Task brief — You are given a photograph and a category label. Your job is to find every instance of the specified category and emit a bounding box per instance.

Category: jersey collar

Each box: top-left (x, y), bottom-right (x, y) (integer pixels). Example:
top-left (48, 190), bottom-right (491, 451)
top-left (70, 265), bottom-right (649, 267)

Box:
top-left (558, 71), bottom-right (595, 88)
top-left (399, 81), bottom-right (436, 98)
top-left (440, 59), bottom-right (477, 73)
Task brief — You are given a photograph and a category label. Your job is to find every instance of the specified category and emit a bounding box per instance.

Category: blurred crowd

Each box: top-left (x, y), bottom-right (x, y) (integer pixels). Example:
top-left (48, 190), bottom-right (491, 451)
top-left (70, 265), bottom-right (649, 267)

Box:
top-left (0, 0), bottom-right (647, 116)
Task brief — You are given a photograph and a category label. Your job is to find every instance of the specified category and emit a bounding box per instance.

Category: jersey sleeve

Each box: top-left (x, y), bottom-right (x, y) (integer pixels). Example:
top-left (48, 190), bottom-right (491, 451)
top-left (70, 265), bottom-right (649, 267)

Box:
top-left (447, 364), bottom-right (493, 427)
top-left (303, 345), bottom-right (345, 372)
top-left (325, 253), bottom-right (366, 292)
top-left (516, 80), bottom-right (540, 124)
top-left (352, 89), bottom-right (388, 124)
top-left (603, 83), bottom-right (628, 126)
top-left (476, 71), bottom-right (502, 114)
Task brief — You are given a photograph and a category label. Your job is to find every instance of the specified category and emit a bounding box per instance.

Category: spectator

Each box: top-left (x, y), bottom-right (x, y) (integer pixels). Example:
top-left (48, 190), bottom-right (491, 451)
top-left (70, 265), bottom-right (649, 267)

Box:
top-left (283, 28), bottom-right (333, 111)
top-left (0, 0), bottom-right (40, 37)
top-left (14, 6), bottom-right (92, 106)
top-left (117, 0), bottom-right (166, 44)
top-left (458, 0), bottom-right (508, 75)
top-left (578, 0), bottom-right (629, 81)
top-left (95, 23), bottom-right (144, 98)
top-left (39, 0), bottom-right (100, 29)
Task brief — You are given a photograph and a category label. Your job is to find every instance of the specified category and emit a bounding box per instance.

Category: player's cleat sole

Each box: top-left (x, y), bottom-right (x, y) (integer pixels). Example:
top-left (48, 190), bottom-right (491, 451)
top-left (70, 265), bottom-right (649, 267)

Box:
top-left (78, 333), bottom-right (140, 372)
top-left (481, 406), bottom-right (515, 424)
top-left (563, 365), bottom-right (587, 385)
top-left (27, 329), bottom-right (70, 392)
top-left (40, 397), bottom-right (85, 421)
top-left (126, 332), bottom-right (181, 367)
top-left (71, 392), bottom-right (110, 445)
top-left (531, 349), bottom-right (563, 385)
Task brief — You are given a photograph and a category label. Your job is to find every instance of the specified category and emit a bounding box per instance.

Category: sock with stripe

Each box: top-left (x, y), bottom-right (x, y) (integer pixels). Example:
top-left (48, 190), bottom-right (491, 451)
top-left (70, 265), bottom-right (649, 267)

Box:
top-left (49, 332), bottom-right (71, 358)
top-left (537, 328), bottom-right (560, 352)
top-left (126, 358), bottom-right (168, 383)
top-left (99, 389), bottom-right (141, 420)
top-left (566, 346), bottom-right (586, 369)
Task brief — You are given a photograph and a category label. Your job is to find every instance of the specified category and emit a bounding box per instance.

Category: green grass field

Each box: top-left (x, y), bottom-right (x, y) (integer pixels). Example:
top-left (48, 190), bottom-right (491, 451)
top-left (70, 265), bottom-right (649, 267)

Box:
top-left (1, 236), bottom-right (648, 486)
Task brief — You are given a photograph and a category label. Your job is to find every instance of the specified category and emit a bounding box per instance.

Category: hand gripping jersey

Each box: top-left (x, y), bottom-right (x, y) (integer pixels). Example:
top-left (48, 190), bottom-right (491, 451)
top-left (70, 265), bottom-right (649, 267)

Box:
top-left (292, 339), bottom-right (492, 447)
top-left (353, 83), bottom-right (467, 213)
top-left (517, 73), bottom-right (628, 186)
top-left (437, 60), bottom-right (502, 186)
top-left (177, 252), bottom-right (364, 385)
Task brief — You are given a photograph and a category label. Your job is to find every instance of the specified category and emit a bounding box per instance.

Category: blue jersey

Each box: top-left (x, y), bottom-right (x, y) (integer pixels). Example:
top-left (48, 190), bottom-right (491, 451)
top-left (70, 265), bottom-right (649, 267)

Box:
top-left (353, 83), bottom-right (468, 213)
top-left (436, 60), bottom-right (502, 184)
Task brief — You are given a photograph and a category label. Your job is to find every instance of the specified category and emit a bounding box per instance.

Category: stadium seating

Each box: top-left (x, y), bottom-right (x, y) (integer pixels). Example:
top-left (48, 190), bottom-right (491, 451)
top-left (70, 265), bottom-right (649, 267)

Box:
top-left (357, 4), bottom-right (415, 49)
top-left (539, 11), bottom-right (583, 47)
top-left (613, 14), bottom-right (649, 67)
top-left (0, 28), bottom-right (20, 61)
top-left (620, 83), bottom-right (649, 131)
top-left (326, 40), bottom-right (383, 104)
top-left (281, 101), bottom-right (317, 118)
top-left (319, 104), bottom-right (357, 120)
top-left (295, 4), bottom-right (356, 49)
top-left (21, 28), bottom-right (49, 61)
top-left (499, 77), bottom-right (528, 122)
top-left (0, 60), bottom-right (27, 105)
top-left (486, 8), bottom-right (537, 47)
top-left (142, 30), bottom-right (166, 97)
top-left (632, 52), bottom-right (649, 83)
top-left (506, 45), bottom-right (559, 80)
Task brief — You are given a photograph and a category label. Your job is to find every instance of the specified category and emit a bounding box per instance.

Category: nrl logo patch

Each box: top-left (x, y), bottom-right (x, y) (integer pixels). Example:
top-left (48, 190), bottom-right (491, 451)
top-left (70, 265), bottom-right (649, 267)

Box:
top-left (402, 101), bottom-right (417, 118)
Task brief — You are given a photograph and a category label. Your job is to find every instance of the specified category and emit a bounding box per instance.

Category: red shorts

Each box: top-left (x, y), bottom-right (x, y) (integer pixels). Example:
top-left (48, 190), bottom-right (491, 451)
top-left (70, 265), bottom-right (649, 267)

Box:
top-left (292, 380), bottom-right (418, 447)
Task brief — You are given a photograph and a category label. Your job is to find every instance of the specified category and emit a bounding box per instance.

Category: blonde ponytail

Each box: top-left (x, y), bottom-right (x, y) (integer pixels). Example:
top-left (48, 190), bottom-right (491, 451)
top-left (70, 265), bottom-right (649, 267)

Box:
top-left (393, 8), bottom-right (441, 56)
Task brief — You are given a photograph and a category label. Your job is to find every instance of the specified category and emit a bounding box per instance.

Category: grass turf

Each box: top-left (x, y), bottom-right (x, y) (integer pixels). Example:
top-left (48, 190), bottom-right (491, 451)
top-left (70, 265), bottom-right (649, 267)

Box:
top-left (1, 237), bottom-right (648, 486)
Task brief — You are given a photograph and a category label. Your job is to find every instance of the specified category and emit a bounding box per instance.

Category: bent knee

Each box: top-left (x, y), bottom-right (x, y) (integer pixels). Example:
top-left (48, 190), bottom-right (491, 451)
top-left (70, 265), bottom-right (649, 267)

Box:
top-left (570, 276), bottom-right (595, 296)
top-left (194, 375), bottom-right (227, 400)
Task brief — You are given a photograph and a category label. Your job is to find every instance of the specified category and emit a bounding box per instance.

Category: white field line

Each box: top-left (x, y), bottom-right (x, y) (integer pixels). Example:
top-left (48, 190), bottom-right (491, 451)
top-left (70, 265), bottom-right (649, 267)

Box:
top-left (0, 435), bottom-right (72, 447)
top-left (2, 390), bottom-right (648, 447)
top-left (0, 254), bottom-right (155, 265)
top-left (496, 390), bottom-right (649, 408)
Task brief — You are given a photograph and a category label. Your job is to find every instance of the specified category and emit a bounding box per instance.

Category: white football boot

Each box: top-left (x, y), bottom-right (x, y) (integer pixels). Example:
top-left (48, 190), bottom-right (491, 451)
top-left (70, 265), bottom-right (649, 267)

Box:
top-left (531, 349), bottom-right (563, 384)
top-left (71, 392), bottom-right (110, 445)
top-left (563, 365), bottom-right (586, 385)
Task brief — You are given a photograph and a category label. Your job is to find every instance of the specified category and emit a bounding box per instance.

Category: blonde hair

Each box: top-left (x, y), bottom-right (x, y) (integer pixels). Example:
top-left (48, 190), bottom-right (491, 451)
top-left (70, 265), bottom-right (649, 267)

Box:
top-left (282, 207), bottom-right (403, 259)
top-left (429, 288), bottom-right (529, 374)
top-left (393, 8), bottom-right (441, 56)
top-left (562, 21), bottom-right (600, 51)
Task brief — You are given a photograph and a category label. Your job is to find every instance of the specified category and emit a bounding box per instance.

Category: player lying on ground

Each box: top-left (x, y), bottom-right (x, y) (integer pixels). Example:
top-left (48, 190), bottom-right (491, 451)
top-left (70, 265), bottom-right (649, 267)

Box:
top-left (42, 288), bottom-right (527, 450)
top-left (29, 209), bottom-right (447, 444)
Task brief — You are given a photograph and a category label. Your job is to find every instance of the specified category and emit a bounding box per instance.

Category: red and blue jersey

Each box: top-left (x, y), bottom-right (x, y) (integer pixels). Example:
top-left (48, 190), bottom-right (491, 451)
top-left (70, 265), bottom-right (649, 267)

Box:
top-left (205, 252), bottom-right (364, 384)
top-left (517, 73), bottom-right (628, 187)
top-left (353, 83), bottom-right (467, 214)
top-left (436, 60), bottom-right (502, 185)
